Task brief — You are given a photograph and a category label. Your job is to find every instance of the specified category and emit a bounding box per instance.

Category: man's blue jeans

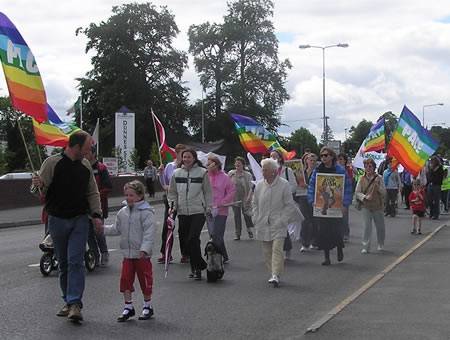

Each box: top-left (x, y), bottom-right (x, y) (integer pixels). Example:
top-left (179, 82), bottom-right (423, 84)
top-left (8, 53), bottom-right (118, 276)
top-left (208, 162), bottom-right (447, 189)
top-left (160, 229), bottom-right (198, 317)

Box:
top-left (48, 214), bottom-right (89, 306)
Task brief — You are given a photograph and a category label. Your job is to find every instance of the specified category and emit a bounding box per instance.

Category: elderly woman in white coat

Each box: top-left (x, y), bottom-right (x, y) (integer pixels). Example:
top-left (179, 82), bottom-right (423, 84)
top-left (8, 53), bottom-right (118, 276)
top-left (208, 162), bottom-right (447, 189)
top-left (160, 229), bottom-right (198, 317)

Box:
top-left (252, 158), bottom-right (302, 287)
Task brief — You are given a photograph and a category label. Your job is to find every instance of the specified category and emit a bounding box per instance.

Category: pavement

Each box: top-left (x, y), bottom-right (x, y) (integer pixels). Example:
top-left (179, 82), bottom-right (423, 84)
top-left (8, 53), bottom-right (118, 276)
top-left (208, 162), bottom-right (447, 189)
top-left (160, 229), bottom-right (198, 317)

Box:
top-left (1, 198), bottom-right (450, 338)
top-left (0, 191), bottom-right (165, 228)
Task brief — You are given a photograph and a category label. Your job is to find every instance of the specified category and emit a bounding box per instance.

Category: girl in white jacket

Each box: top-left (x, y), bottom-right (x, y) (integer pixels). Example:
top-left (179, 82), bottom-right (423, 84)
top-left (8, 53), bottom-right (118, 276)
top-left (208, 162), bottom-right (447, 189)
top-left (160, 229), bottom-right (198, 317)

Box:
top-left (103, 180), bottom-right (155, 322)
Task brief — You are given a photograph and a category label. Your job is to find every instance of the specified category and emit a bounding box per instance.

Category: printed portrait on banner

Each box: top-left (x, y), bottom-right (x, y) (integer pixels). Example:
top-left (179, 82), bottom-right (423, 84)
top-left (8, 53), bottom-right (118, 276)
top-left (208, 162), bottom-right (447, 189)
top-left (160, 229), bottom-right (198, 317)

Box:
top-left (285, 159), bottom-right (306, 186)
top-left (313, 173), bottom-right (345, 218)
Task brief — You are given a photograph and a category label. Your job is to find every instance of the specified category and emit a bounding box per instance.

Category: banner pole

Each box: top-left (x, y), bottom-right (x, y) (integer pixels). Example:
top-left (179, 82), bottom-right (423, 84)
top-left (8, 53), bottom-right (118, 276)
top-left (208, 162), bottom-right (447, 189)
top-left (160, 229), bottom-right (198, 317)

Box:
top-left (150, 108), bottom-right (163, 166)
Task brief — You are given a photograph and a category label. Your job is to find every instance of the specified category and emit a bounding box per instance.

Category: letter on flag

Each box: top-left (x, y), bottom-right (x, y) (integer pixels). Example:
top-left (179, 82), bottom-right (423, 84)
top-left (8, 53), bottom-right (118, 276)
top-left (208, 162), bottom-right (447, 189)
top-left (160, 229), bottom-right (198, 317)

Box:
top-left (0, 12), bottom-right (48, 122)
top-left (387, 106), bottom-right (438, 177)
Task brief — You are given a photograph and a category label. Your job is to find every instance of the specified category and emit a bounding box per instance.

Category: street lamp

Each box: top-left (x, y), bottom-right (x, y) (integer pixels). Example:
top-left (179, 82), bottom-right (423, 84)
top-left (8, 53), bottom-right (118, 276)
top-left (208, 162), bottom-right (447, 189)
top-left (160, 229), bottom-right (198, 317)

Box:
top-left (422, 103), bottom-right (444, 127)
top-left (299, 43), bottom-right (349, 144)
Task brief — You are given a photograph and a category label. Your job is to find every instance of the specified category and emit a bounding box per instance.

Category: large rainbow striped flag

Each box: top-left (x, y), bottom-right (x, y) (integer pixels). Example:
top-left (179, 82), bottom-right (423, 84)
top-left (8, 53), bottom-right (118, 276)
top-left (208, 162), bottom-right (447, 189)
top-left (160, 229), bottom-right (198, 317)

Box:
top-left (230, 113), bottom-right (296, 160)
top-left (32, 105), bottom-right (80, 147)
top-left (362, 118), bottom-right (385, 153)
top-left (387, 106), bottom-right (438, 177)
top-left (152, 110), bottom-right (176, 163)
top-left (0, 12), bottom-right (48, 123)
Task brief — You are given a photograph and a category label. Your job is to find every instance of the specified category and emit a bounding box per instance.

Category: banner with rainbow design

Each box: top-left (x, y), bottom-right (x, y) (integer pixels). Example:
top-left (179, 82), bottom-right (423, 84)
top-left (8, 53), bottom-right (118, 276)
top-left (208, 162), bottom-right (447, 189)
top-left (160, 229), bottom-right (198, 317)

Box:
top-left (32, 105), bottom-right (80, 147)
top-left (361, 118), bottom-right (385, 153)
top-left (387, 106), bottom-right (438, 177)
top-left (230, 113), bottom-right (296, 160)
top-left (0, 12), bottom-right (48, 122)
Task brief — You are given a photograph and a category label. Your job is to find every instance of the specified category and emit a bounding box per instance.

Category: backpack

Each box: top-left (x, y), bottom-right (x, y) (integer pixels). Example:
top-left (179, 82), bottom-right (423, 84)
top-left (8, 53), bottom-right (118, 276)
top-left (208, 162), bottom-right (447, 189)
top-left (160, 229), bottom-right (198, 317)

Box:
top-left (204, 241), bottom-right (224, 282)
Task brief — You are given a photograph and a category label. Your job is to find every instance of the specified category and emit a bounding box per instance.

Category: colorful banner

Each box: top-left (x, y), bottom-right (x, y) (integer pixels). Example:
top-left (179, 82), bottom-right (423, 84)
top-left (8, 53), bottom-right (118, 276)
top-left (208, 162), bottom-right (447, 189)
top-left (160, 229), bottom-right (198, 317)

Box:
top-left (362, 118), bottom-right (385, 153)
top-left (32, 105), bottom-right (80, 147)
top-left (230, 113), bottom-right (296, 160)
top-left (313, 173), bottom-right (345, 218)
top-left (0, 12), bottom-right (47, 122)
top-left (152, 110), bottom-right (176, 163)
top-left (285, 159), bottom-right (306, 186)
top-left (387, 106), bottom-right (439, 177)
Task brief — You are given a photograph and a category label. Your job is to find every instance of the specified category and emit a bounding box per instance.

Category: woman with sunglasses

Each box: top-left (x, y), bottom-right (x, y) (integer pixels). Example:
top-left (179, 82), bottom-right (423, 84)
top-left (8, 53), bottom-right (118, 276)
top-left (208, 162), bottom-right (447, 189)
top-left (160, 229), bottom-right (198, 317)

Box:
top-left (307, 147), bottom-right (353, 265)
top-left (355, 158), bottom-right (386, 253)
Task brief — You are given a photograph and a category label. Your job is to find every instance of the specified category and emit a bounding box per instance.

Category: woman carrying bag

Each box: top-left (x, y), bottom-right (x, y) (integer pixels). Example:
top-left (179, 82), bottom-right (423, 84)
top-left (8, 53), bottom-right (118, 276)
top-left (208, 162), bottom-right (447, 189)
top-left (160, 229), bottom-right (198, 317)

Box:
top-left (355, 158), bottom-right (386, 253)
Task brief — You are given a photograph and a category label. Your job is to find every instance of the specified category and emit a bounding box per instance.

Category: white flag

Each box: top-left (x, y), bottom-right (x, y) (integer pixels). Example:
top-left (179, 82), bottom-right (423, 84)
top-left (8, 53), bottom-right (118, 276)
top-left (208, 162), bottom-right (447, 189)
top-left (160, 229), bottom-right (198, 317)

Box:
top-left (92, 118), bottom-right (99, 154)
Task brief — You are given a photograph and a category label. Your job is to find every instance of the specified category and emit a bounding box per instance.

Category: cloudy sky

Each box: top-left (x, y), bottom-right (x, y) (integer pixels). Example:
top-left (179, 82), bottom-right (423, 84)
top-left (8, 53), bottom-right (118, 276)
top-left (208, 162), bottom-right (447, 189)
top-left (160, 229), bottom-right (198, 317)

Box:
top-left (1, 0), bottom-right (450, 141)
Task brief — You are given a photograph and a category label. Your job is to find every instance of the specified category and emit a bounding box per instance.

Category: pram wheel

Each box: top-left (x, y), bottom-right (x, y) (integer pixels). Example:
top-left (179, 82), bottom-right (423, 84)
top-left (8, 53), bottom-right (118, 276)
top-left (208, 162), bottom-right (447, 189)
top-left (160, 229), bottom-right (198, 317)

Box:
top-left (85, 249), bottom-right (96, 272)
top-left (40, 253), bottom-right (54, 276)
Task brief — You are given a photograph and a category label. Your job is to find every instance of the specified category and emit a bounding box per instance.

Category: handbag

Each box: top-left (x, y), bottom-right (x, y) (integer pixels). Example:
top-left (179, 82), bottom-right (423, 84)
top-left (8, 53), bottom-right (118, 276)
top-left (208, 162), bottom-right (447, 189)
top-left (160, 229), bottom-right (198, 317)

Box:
top-left (355, 176), bottom-right (377, 210)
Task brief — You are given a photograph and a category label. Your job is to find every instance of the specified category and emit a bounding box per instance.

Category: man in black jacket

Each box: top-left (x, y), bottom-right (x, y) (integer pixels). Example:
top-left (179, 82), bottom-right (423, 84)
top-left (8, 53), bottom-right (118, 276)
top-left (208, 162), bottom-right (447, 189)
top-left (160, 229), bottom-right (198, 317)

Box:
top-left (32, 131), bottom-right (102, 322)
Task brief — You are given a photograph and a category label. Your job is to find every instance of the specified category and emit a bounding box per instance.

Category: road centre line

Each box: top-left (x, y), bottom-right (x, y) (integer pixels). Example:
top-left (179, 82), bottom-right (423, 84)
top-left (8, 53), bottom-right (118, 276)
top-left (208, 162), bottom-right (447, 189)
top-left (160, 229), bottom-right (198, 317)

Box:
top-left (305, 223), bottom-right (448, 334)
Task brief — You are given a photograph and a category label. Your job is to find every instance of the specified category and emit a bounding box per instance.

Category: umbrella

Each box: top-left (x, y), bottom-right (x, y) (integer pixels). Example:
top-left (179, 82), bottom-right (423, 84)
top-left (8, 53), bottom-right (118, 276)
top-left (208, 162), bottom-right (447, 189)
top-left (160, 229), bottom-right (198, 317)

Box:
top-left (164, 203), bottom-right (175, 278)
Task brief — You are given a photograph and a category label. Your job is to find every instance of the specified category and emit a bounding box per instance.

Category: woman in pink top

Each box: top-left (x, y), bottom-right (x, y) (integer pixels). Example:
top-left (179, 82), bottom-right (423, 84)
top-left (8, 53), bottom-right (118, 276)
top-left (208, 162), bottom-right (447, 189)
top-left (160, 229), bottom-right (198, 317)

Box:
top-left (207, 155), bottom-right (236, 263)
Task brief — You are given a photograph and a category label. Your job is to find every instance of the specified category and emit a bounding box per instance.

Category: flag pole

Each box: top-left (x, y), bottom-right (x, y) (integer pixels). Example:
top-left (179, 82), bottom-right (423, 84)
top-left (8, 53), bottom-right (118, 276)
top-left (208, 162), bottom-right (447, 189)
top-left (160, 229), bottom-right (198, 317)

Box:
top-left (79, 94), bottom-right (83, 130)
top-left (17, 118), bottom-right (36, 174)
top-left (150, 108), bottom-right (163, 166)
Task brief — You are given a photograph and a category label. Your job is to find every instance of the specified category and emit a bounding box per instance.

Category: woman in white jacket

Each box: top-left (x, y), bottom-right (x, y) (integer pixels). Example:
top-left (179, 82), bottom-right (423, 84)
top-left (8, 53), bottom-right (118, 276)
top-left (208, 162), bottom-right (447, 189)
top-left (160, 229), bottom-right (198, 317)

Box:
top-left (168, 149), bottom-right (213, 280)
top-left (253, 158), bottom-right (302, 287)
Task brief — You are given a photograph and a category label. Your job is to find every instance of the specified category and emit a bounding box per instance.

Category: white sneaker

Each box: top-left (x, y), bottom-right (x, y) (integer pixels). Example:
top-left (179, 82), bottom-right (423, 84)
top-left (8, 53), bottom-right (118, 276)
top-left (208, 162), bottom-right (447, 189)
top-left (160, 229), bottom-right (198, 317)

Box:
top-left (300, 246), bottom-right (308, 252)
top-left (361, 249), bottom-right (368, 254)
top-left (377, 245), bottom-right (384, 251)
top-left (268, 274), bottom-right (279, 286)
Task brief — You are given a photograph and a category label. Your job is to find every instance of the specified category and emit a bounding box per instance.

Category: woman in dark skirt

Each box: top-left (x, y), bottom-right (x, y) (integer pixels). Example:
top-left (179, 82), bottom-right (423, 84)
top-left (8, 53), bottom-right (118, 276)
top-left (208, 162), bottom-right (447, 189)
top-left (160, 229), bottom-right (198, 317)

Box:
top-left (307, 147), bottom-right (353, 265)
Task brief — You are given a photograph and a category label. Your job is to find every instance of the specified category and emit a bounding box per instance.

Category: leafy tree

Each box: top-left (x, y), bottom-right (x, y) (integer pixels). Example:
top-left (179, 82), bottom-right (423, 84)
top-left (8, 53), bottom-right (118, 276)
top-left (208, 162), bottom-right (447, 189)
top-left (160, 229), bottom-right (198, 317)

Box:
top-left (188, 22), bottom-right (234, 118)
top-left (0, 96), bottom-right (44, 172)
top-left (76, 2), bottom-right (190, 167)
top-left (430, 126), bottom-right (450, 158)
top-left (289, 127), bottom-right (319, 156)
top-left (380, 111), bottom-right (398, 143)
top-left (321, 123), bottom-right (335, 146)
top-left (342, 119), bottom-right (373, 155)
top-left (224, 0), bottom-right (291, 130)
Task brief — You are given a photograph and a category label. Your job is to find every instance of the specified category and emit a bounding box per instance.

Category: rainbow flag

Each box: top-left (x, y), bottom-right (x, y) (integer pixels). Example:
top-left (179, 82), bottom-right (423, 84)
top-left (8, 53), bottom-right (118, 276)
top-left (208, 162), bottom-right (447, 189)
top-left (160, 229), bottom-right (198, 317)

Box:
top-left (152, 110), bottom-right (176, 163)
top-left (362, 118), bottom-right (385, 153)
top-left (230, 113), bottom-right (296, 160)
top-left (32, 105), bottom-right (80, 147)
top-left (0, 12), bottom-right (48, 123)
top-left (387, 106), bottom-right (438, 177)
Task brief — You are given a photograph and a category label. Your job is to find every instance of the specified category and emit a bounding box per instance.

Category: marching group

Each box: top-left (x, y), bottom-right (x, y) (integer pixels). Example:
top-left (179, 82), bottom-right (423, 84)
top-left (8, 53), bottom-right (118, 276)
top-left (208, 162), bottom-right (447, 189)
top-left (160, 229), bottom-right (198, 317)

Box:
top-left (31, 130), bottom-right (448, 323)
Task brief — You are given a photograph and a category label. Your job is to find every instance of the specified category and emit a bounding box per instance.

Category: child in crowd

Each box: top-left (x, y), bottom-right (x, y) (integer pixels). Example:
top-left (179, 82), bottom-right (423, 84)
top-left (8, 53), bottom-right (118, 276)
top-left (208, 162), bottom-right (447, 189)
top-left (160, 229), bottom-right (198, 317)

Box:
top-left (102, 180), bottom-right (156, 322)
top-left (409, 179), bottom-right (425, 235)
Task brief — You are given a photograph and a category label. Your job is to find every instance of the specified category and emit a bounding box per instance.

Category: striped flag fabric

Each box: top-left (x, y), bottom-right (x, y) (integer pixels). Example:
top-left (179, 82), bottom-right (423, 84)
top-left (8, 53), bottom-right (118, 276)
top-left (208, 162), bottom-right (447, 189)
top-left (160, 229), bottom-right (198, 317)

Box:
top-left (361, 118), bottom-right (385, 153)
top-left (0, 12), bottom-right (48, 122)
top-left (230, 113), bottom-right (296, 160)
top-left (387, 106), bottom-right (438, 177)
top-left (151, 110), bottom-right (176, 163)
top-left (32, 104), bottom-right (80, 147)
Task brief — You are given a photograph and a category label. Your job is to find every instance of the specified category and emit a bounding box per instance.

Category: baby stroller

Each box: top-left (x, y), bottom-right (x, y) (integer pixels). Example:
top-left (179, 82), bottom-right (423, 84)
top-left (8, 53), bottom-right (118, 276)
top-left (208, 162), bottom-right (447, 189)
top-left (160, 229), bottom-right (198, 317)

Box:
top-left (39, 235), bottom-right (96, 276)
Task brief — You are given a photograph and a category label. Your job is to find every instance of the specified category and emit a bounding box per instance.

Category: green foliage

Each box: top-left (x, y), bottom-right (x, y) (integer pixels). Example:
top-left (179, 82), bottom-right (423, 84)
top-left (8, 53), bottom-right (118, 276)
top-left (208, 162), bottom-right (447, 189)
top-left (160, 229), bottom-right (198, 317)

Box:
top-left (76, 2), bottom-right (190, 161)
top-left (149, 143), bottom-right (161, 167)
top-left (129, 148), bottom-right (140, 171)
top-left (0, 96), bottom-right (45, 172)
top-left (430, 126), bottom-right (450, 158)
top-left (342, 119), bottom-right (373, 155)
top-left (289, 128), bottom-right (320, 156)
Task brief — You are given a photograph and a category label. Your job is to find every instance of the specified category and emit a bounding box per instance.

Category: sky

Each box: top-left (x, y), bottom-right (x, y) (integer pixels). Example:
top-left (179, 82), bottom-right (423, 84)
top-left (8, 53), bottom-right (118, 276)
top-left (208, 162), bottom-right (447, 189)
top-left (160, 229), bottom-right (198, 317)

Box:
top-left (1, 0), bottom-right (450, 142)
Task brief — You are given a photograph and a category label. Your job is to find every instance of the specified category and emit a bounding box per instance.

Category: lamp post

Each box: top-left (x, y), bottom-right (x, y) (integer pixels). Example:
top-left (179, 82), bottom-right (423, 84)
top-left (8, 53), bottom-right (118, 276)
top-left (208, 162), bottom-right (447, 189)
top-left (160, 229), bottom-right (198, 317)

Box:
top-left (299, 43), bottom-right (349, 144)
top-left (422, 103), bottom-right (444, 127)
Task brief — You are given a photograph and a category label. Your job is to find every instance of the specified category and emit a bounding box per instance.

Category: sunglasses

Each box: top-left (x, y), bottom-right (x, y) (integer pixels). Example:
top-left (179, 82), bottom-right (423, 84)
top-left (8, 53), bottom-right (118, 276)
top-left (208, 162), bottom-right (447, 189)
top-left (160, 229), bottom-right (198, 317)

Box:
top-left (320, 154), bottom-right (330, 158)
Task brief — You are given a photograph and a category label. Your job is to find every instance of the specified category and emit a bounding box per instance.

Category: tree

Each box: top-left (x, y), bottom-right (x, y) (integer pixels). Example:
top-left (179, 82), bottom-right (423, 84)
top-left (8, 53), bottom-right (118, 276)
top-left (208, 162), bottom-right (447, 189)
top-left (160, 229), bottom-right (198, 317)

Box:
top-left (321, 124), bottom-right (335, 146)
top-left (76, 2), bottom-right (190, 167)
top-left (289, 127), bottom-right (319, 156)
top-left (224, 0), bottom-right (291, 130)
top-left (342, 119), bottom-right (373, 155)
top-left (188, 22), bottom-right (234, 118)
top-left (0, 96), bottom-right (44, 172)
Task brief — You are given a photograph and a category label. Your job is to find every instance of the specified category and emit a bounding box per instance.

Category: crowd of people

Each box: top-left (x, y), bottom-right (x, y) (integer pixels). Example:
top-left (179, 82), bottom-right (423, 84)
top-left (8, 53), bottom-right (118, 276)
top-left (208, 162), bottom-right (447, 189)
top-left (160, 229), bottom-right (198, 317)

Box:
top-left (31, 130), bottom-right (449, 323)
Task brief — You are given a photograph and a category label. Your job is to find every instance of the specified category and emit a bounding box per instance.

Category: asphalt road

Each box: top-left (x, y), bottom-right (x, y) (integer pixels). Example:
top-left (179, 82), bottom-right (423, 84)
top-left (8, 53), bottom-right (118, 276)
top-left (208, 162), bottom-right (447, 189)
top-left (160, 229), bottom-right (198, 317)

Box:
top-left (0, 205), bottom-right (448, 340)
